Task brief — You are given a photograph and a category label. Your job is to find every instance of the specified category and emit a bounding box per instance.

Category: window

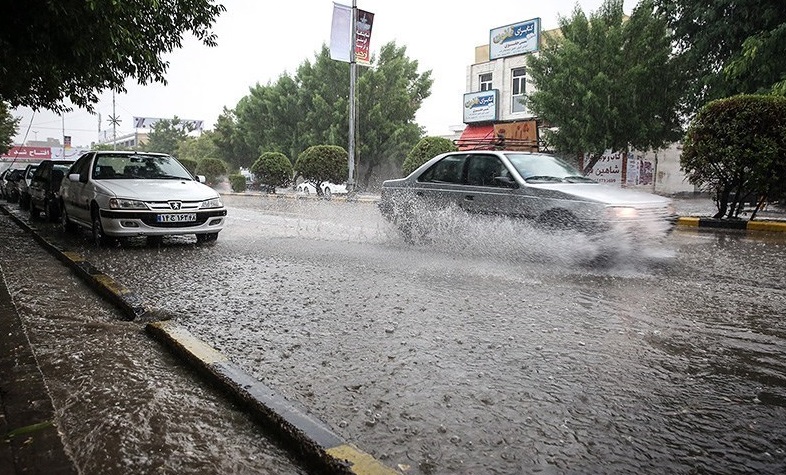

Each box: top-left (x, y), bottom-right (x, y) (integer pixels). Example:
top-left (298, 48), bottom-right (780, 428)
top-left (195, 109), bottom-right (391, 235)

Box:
top-left (418, 155), bottom-right (467, 184)
top-left (511, 68), bottom-right (526, 113)
top-left (466, 154), bottom-right (509, 187)
top-left (479, 73), bottom-right (492, 91)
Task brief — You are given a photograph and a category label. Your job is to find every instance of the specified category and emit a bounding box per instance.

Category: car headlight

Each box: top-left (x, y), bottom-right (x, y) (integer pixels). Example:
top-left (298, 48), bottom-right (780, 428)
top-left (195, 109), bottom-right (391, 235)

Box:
top-left (109, 198), bottom-right (148, 209)
top-left (606, 206), bottom-right (638, 219)
top-left (200, 197), bottom-right (223, 209)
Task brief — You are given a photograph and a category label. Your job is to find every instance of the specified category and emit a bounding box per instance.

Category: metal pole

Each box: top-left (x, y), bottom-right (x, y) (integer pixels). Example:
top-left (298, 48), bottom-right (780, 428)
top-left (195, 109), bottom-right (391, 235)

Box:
top-left (347, 0), bottom-right (357, 192)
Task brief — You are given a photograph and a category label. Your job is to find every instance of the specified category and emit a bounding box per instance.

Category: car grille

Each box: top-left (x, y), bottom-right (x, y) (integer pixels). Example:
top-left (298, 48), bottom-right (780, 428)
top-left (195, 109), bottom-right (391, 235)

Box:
top-left (145, 201), bottom-right (203, 211)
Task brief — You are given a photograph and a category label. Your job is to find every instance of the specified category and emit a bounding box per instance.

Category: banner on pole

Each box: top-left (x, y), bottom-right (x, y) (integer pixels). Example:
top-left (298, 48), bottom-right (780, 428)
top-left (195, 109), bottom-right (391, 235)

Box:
top-left (330, 2), bottom-right (374, 66)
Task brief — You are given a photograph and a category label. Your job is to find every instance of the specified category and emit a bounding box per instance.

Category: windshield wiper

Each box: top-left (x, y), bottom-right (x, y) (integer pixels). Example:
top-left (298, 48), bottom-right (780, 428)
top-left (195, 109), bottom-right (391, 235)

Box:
top-left (562, 175), bottom-right (595, 183)
top-left (524, 175), bottom-right (564, 183)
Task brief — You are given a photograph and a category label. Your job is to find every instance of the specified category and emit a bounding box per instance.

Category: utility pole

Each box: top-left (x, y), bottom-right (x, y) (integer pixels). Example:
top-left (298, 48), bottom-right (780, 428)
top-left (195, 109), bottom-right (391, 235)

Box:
top-left (347, 0), bottom-right (357, 194)
top-left (108, 92), bottom-right (121, 150)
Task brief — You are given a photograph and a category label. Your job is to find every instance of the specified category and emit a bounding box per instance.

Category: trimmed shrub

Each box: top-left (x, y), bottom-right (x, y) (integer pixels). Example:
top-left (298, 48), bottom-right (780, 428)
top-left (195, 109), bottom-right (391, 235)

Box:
top-left (682, 94), bottom-right (786, 219)
top-left (250, 152), bottom-right (293, 192)
top-left (402, 136), bottom-right (457, 176)
top-left (294, 145), bottom-right (348, 191)
top-left (195, 158), bottom-right (227, 185)
top-left (228, 174), bottom-right (247, 192)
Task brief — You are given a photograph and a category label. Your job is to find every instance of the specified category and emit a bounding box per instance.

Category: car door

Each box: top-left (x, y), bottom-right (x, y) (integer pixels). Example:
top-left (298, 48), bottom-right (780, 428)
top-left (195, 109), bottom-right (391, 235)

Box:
top-left (412, 153), bottom-right (469, 212)
top-left (28, 162), bottom-right (49, 206)
top-left (62, 152), bottom-right (94, 223)
top-left (460, 153), bottom-right (518, 216)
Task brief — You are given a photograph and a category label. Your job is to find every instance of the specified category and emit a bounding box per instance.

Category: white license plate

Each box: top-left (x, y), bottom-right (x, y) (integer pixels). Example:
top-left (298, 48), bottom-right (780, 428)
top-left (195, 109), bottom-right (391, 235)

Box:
top-left (156, 213), bottom-right (196, 223)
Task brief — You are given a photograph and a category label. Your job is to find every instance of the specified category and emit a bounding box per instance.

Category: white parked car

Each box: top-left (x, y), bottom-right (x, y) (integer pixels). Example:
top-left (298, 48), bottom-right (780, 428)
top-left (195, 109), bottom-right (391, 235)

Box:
top-left (59, 151), bottom-right (227, 245)
top-left (295, 181), bottom-right (348, 199)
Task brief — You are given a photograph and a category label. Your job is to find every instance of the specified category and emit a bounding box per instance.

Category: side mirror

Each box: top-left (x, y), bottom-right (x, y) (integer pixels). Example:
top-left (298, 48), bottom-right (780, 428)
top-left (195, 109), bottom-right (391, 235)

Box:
top-left (494, 176), bottom-right (519, 189)
top-left (68, 173), bottom-right (81, 182)
top-left (196, 175), bottom-right (206, 183)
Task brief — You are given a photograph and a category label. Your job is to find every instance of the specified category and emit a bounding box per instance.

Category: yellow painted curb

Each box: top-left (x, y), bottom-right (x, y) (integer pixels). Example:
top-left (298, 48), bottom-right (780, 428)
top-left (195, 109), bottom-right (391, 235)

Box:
top-left (677, 217), bottom-right (700, 227)
top-left (326, 444), bottom-right (401, 475)
top-left (747, 220), bottom-right (786, 233)
top-left (148, 321), bottom-right (228, 365)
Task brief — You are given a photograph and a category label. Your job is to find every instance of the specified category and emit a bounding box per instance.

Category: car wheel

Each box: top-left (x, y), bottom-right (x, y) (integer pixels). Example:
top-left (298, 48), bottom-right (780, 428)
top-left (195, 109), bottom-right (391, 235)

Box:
top-left (323, 187), bottom-right (332, 200)
top-left (196, 232), bottom-right (219, 244)
top-left (29, 201), bottom-right (38, 220)
top-left (19, 194), bottom-right (29, 210)
top-left (61, 204), bottom-right (77, 233)
top-left (91, 211), bottom-right (115, 246)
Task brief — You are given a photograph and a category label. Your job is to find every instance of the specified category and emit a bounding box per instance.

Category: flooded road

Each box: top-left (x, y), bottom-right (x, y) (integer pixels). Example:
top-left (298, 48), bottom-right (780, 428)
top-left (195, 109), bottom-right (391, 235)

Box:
top-left (11, 195), bottom-right (786, 474)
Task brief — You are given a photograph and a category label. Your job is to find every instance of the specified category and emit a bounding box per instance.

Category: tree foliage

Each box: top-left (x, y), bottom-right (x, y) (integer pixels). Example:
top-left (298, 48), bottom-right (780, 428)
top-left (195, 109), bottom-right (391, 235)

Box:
top-left (231, 42), bottom-right (431, 189)
top-left (294, 145), bottom-right (348, 196)
top-left (653, 0), bottom-right (786, 116)
top-left (402, 136), bottom-right (457, 176)
top-left (527, 0), bottom-right (683, 171)
top-left (681, 95), bottom-right (786, 219)
top-left (195, 157), bottom-right (227, 185)
top-left (178, 132), bottom-right (221, 165)
top-left (0, 0), bottom-right (225, 112)
top-left (228, 174), bottom-right (247, 193)
top-left (144, 118), bottom-right (194, 156)
top-left (0, 102), bottom-right (19, 155)
top-left (250, 152), bottom-right (293, 191)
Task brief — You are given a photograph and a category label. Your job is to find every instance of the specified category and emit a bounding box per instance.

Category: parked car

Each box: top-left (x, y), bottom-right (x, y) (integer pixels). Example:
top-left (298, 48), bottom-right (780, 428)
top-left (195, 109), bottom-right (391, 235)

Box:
top-left (16, 163), bottom-right (40, 210)
top-left (379, 150), bottom-right (677, 241)
top-left (28, 159), bottom-right (76, 221)
top-left (2, 167), bottom-right (27, 203)
top-left (295, 181), bottom-right (348, 199)
top-left (59, 151), bottom-right (227, 245)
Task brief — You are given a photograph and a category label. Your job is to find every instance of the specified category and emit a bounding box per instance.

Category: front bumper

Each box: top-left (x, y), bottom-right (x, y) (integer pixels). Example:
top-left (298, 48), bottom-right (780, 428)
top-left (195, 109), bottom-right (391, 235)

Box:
top-left (99, 208), bottom-right (227, 237)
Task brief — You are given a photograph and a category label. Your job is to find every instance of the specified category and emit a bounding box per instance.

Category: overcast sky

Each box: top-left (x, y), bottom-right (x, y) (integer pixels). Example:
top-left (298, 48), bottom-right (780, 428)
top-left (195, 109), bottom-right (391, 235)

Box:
top-left (12, 0), bottom-right (633, 147)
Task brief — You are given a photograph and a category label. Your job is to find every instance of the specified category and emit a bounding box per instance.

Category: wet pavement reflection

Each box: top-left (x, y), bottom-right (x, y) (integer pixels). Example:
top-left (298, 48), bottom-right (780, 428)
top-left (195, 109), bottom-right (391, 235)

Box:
top-left (6, 195), bottom-right (786, 474)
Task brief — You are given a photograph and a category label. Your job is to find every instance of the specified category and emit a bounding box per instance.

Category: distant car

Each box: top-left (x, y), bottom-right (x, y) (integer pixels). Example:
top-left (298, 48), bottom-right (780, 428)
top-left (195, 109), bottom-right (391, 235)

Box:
top-left (2, 167), bottom-right (26, 203)
top-left (59, 151), bottom-right (227, 245)
top-left (296, 181), bottom-right (348, 199)
top-left (28, 159), bottom-right (76, 221)
top-left (379, 150), bottom-right (677, 241)
top-left (16, 163), bottom-right (40, 210)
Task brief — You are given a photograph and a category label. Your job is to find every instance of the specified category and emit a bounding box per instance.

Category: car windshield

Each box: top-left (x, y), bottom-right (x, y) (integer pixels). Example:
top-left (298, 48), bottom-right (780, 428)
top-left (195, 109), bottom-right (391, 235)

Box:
top-left (505, 153), bottom-right (596, 183)
top-left (93, 154), bottom-right (193, 180)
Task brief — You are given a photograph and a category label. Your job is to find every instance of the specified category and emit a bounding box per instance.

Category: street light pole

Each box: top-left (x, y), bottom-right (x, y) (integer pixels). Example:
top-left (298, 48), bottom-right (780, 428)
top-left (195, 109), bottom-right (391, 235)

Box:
top-left (348, 0), bottom-right (357, 193)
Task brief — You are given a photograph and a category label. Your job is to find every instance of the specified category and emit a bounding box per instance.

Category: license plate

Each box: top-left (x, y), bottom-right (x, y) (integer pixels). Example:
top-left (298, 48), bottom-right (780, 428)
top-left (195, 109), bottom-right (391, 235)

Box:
top-left (156, 213), bottom-right (196, 223)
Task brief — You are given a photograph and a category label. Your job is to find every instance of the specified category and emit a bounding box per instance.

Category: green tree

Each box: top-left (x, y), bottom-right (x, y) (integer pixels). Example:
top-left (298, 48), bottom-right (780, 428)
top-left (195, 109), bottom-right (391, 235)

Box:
top-left (653, 0), bottom-right (786, 115)
top-left (250, 152), bottom-right (293, 192)
top-left (402, 136), bottom-right (457, 176)
top-left (681, 94), bottom-right (786, 219)
top-left (195, 158), bottom-right (227, 186)
top-left (178, 132), bottom-right (220, 164)
top-left (228, 174), bottom-right (247, 193)
top-left (211, 107), bottom-right (255, 170)
top-left (0, 102), bottom-right (20, 155)
top-left (294, 145), bottom-right (348, 197)
top-left (232, 42), bottom-right (432, 190)
top-left (144, 117), bottom-right (194, 156)
top-left (0, 1), bottom-right (224, 112)
top-left (527, 0), bottom-right (683, 172)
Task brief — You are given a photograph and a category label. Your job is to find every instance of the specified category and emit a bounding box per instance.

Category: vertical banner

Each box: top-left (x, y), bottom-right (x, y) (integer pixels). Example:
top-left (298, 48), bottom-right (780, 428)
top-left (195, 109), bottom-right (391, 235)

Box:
top-left (329, 3), bottom-right (374, 66)
top-left (355, 9), bottom-right (374, 66)
top-left (330, 3), bottom-right (351, 62)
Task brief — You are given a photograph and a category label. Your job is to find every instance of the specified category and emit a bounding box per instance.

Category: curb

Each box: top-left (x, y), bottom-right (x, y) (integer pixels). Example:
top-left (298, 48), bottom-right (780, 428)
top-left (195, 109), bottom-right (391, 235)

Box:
top-left (0, 203), bottom-right (400, 475)
top-left (0, 206), bottom-right (150, 320)
top-left (146, 321), bottom-right (398, 475)
top-left (677, 216), bottom-right (786, 232)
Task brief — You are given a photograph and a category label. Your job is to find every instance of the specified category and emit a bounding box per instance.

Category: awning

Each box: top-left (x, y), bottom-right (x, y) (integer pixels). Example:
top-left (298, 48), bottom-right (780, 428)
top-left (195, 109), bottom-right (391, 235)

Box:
top-left (455, 124), bottom-right (496, 150)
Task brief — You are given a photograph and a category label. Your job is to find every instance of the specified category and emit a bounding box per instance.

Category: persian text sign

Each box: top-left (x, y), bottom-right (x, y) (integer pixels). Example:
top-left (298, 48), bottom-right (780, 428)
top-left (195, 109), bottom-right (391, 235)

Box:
top-left (489, 18), bottom-right (540, 59)
top-left (587, 152), bottom-right (623, 185)
top-left (1, 146), bottom-right (51, 160)
top-left (330, 3), bottom-right (375, 66)
top-left (463, 90), bottom-right (499, 123)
